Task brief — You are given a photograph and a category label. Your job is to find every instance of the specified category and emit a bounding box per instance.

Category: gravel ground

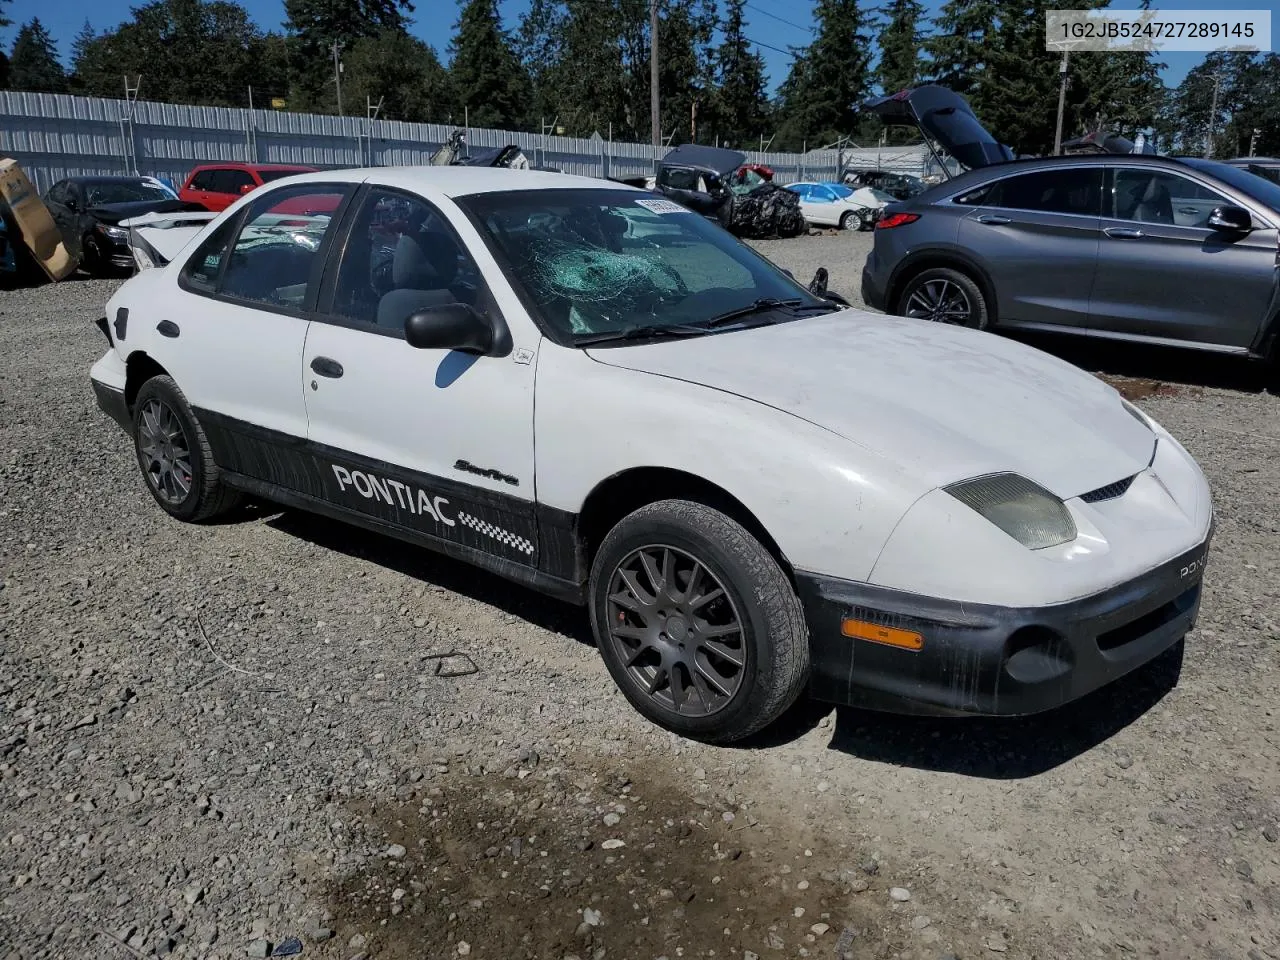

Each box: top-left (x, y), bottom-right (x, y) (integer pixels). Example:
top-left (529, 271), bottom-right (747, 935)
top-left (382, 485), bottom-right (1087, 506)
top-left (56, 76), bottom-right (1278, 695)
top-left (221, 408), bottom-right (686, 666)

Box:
top-left (2, 246), bottom-right (1279, 960)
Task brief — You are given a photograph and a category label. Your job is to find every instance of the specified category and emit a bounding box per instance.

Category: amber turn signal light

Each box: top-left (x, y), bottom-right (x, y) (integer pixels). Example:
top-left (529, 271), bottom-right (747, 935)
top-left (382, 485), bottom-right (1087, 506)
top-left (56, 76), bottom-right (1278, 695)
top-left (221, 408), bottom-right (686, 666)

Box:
top-left (840, 617), bottom-right (924, 651)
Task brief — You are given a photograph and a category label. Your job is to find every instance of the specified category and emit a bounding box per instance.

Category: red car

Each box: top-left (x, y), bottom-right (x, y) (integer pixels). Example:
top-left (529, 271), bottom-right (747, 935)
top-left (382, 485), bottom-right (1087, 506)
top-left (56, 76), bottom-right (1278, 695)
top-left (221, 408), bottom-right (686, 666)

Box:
top-left (178, 163), bottom-right (319, 212)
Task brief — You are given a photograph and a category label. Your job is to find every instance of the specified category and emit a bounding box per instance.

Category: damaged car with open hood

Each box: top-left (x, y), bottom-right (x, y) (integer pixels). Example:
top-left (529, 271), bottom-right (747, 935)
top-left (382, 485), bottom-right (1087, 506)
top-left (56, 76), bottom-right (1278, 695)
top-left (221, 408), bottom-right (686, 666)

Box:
top-left (89, 166), bottom-right (1213, 744)
top-left (637, 144), bottom-right (807, 239)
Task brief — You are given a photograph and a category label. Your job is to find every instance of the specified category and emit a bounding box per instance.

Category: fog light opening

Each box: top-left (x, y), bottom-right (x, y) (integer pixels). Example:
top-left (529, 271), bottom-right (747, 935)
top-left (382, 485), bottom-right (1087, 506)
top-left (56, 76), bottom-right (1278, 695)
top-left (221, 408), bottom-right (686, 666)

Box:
top-left (1003, 626), bottom-right (1072, 684)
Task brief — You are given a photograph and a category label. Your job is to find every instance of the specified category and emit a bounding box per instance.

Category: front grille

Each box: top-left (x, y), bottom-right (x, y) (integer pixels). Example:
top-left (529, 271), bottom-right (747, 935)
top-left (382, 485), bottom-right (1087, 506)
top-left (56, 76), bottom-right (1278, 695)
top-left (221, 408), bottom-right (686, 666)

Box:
top-left (1081, 474), bottom-right (1136, 503)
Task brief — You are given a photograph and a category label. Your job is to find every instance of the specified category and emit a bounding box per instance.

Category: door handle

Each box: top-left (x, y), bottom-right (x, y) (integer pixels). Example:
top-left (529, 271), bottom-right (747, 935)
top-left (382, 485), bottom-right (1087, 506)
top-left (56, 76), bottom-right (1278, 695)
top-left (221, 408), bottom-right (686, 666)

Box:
top-left (1178, 207), bottom-right (1200, 215)
top-left (310, 356), bottom-right (344, 378)
top-left (156, 320), bottom-right (180, 338)
top-left (1103, 227), bottom-right (1145, 239)
top-left (975, 214), bottom-right (1011, 225)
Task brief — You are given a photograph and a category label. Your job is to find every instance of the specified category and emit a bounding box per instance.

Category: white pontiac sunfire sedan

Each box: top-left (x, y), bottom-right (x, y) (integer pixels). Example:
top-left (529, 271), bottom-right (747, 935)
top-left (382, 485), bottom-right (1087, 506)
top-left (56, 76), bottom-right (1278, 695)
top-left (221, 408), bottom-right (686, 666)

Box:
top-left (90, 167), bottom-right (1214, 743)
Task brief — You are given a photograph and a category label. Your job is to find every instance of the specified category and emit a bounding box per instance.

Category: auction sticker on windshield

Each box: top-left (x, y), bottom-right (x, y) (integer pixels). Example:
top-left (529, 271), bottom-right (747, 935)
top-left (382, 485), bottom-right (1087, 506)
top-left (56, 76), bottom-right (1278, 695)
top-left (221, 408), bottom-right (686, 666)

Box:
top-left (635, 198), bottom-right (692, 214)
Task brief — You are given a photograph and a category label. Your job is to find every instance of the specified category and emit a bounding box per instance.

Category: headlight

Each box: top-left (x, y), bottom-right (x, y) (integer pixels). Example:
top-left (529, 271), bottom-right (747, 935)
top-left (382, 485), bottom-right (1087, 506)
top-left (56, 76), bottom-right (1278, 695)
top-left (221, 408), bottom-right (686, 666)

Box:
top-left (945, 472), bottom-right (1077, 550)
top-left (99, 224), bottom-right (129, 240)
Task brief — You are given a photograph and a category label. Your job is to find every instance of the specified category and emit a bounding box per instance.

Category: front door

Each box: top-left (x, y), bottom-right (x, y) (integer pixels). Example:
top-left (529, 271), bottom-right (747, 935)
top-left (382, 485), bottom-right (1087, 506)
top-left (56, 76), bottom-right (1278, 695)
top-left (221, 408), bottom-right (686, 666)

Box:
top-left (301, 186), bottom-right (540, 566)
top-left (954, 165), bottom-right (1103, 328)
top-left (1088, 167), bottom-right (1278, 348)
top-left (161, 181), bottom-right (352, 449)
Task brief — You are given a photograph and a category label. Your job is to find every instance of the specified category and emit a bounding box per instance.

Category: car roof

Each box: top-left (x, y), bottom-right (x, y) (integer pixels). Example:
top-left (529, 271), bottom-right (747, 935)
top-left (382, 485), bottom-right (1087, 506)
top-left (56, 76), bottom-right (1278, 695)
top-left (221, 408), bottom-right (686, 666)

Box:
top-left (252, 165), bottom-right (640, 199)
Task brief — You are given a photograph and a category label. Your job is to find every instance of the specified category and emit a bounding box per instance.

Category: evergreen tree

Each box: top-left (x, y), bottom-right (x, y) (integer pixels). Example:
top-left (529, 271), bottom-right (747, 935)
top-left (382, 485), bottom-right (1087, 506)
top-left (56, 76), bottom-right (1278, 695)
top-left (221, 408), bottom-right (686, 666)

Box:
top-left (924, 0), bottom-right (998, 100)
top-left (775, 0), bottom-right (872, 149)
top-left (343, 28), bottom-right (450, 122)
top-left (0, 0), bottom-right (11, 88)
top-left (283, 0), bottom-right (414, 111)
top-left (448, 0), bottom-right (531, 130)
top-left (711, 0), bottom-right (770, 147)
top-left (875, 0), bottom-right (924, 95)
top-left (9, 18), bottom-right (68, 93)
top-left (514, 0), bottom-right (566, 126)
top-left (70, 0), bottom-right (289, 107)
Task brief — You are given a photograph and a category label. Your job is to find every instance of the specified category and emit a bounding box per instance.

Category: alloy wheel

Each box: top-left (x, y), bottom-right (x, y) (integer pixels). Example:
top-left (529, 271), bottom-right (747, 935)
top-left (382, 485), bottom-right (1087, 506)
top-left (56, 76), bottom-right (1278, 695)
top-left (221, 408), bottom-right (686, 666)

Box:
top-left (605, 544), bottom-right (747, 717)
top-left (138, 398), bottom-right (193, 504)
top-left (904, 278), bottom-right (972, 324)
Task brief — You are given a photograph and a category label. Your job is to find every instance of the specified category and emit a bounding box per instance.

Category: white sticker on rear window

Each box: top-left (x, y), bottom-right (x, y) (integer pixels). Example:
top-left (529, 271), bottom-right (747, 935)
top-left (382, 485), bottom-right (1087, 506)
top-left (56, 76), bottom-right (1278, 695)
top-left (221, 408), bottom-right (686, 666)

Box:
top-left (635, 198), bottom-right (691, 214)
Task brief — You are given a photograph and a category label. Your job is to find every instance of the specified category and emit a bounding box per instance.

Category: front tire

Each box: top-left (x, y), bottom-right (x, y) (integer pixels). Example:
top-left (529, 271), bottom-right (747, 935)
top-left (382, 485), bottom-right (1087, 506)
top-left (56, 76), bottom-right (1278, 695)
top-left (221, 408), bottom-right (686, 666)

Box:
top-left (895, 266), bottom-right (989, 330)
top-left (132, 375), bottom-right (242, 522)
top-left (839, 210), bottom-right (858, 231)
top-left (588, 500), bottom-right (810, 743)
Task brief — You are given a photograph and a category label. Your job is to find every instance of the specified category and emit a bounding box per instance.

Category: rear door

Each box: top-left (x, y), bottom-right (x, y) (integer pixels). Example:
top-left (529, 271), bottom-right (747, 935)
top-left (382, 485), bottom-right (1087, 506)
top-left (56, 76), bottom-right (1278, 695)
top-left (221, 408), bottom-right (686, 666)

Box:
top-left (954, 165), bottom-right (1103, 327)
top-left (1089, 167), bottom-right (1278, 348)
top-left (158, 181), bottom-right (354, 461)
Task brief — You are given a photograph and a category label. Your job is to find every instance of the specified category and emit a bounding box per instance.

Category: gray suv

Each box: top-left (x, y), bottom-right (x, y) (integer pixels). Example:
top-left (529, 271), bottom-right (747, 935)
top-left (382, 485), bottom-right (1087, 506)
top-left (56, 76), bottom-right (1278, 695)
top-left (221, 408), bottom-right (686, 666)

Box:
top-left (859, 88), bottom-right (1280, 363)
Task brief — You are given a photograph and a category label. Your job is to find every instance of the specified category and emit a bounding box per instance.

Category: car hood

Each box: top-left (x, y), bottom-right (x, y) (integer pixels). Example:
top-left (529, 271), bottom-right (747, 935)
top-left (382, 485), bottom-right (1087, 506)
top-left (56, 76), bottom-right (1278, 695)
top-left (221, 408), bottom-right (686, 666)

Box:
top-left (661, 143), bottom-right (747, 178)
top-left (89, 198), bottom-right (206, 224)
top-left (585, 310), bottom-right (1156, 499)
top-left (860, 85), bottom-right (1015, 171)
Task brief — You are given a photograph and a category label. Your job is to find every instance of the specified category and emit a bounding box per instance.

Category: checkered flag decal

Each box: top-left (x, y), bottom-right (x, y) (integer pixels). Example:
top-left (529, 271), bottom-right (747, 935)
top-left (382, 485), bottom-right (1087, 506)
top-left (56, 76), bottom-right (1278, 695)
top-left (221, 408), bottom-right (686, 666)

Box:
top-left (457, 512), bottom-right (535, 555)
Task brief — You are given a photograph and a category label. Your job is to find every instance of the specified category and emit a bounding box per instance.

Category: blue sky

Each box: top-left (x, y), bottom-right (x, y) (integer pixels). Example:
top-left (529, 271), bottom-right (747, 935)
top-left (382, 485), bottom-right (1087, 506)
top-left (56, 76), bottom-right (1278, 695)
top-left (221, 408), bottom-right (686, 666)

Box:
top-left (3, 0), bottom-right (1275, 97)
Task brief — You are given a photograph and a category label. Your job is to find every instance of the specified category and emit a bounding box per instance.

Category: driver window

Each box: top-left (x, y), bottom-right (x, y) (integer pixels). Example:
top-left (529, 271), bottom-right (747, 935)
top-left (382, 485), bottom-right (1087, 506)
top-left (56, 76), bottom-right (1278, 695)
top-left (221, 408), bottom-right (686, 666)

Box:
top-left (329, 188), bottom-right (485, 334)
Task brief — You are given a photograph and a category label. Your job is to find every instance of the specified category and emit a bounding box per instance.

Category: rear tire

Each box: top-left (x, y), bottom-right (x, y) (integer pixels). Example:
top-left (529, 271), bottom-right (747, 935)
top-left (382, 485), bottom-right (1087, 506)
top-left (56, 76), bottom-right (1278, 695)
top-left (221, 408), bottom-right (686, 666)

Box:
top-left (588, 499), bottom-right (809, 743)
top-left (132, 375), bottom-right (243, 523)
top-left (895, 266), bottom-right (989, 330)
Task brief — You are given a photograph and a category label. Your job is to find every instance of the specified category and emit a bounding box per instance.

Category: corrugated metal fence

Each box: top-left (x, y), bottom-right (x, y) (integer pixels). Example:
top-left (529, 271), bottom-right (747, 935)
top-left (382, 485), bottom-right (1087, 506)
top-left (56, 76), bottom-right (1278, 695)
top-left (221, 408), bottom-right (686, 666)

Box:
top-left (0, 91), bottom-right (929, 194)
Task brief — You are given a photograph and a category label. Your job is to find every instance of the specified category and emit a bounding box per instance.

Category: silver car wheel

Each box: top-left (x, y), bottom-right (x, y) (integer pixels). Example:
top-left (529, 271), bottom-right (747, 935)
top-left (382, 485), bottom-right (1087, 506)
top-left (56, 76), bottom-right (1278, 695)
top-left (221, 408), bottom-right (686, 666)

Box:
top-left (904, 278), bottom-right (972, 324)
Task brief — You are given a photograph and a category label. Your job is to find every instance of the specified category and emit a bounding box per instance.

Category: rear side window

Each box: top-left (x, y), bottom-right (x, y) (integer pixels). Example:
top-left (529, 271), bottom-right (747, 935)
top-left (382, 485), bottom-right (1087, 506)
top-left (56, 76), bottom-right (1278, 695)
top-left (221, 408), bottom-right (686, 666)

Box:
top-left (983, 168), bottom-right (1102, 216)
top-left (180, 218), bottom-right (238, 292)
top-left (217, 185), bottom-right (347, 308)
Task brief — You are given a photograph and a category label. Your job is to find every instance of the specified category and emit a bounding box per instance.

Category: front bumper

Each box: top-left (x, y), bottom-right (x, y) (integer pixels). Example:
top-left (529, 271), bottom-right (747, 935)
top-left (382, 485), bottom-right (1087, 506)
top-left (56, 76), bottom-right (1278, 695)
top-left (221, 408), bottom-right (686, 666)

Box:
top-left (800, 535), bottom-right (1211, 716)
top-left (91, 377), bottom-right (132, 432)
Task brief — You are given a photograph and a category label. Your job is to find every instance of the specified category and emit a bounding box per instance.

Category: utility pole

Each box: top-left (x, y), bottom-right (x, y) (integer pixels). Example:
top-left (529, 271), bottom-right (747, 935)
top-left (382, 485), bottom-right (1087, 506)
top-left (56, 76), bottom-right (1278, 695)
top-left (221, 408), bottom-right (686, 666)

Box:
top-left (1204, 72), bottom-right (1225, 158)
top-left (1251, 127), bottom-right (1261, 157)
top-left (330, 41), bottom-right (344, 116)
top-left (1053, 47), bottom-right (1070, 155)
top-left (649, 0), bottom-right (660, 149)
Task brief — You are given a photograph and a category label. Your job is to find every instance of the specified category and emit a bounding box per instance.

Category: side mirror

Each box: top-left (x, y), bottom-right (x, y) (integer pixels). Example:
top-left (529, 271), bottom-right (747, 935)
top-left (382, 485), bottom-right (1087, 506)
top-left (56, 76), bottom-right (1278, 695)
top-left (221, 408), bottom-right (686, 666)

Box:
top-left (1207, 204), bottom-right (1251, 232)
top-left (239, 183), bottom-right (255, 195)
top-left (404, 302), bottom-right (493, 353)
top-left (808, 267), bottom-right (829, 296)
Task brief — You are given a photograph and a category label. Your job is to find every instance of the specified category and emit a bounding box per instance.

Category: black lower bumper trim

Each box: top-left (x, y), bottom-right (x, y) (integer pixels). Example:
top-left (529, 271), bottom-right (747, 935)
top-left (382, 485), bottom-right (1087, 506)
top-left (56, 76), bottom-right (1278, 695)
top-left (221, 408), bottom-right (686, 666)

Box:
top-left (91, 378), bottom-right (132, 432)
top-left (800, 536), bottom-right (1211, 716)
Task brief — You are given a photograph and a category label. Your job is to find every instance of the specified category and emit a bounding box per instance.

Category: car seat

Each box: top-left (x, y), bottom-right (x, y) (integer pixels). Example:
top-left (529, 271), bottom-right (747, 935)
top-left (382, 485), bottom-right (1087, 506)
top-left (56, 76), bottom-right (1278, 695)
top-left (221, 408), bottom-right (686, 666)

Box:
top-left (375, 231), bottom-right (462, 330)
top-left (1121, 176), bottom-right (1174, 224)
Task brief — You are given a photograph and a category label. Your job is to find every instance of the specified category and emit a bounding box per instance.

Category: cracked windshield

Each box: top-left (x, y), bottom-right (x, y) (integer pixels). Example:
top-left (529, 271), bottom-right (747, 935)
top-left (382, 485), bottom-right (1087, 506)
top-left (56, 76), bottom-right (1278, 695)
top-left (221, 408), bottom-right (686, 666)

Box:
top-left (459, 189), bottom-right (834, 341)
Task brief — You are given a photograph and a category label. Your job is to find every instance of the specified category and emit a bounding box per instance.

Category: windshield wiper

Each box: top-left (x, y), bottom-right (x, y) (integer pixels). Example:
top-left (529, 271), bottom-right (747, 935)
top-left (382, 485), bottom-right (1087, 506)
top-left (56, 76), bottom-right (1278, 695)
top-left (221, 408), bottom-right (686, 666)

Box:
top-left (703, 297), bottom-right (838, 328)
top-left (574, 323), bottom-right (711, 346)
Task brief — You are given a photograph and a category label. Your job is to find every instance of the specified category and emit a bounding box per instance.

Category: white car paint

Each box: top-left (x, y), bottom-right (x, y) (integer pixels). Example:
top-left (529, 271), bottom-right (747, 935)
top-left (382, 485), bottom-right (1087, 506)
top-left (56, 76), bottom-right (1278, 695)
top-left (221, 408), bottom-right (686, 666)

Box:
top-left (786, 182), bottom-right (896, 227)
top-left (90, 166), bottom-right (1212, 662)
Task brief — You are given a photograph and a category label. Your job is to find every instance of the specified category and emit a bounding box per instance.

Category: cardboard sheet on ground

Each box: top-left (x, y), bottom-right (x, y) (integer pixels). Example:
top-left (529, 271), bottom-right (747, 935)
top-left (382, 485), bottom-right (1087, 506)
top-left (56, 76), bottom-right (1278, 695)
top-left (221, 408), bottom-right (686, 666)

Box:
top-left (0, 158), bottom-right (78, 281)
